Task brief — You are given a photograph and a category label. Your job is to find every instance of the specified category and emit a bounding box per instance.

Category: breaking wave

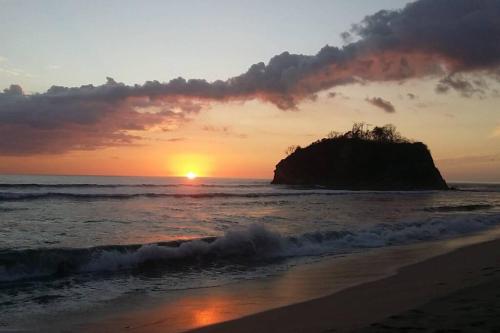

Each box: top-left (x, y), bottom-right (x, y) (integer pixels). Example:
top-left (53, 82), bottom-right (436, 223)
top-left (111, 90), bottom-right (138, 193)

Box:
top-left (1, 213), bottom-right (499, 283)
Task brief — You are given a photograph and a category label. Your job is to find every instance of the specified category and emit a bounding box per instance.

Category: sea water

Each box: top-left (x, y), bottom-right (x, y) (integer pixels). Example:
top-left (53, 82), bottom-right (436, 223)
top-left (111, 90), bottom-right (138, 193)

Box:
top-left (0, 175), bottom-right (499, 327)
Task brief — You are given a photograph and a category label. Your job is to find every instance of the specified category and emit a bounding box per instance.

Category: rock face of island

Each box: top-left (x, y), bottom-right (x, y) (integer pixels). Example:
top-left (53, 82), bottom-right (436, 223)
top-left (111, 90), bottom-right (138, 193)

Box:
top-left (272, 124), bottom-right (448, 190)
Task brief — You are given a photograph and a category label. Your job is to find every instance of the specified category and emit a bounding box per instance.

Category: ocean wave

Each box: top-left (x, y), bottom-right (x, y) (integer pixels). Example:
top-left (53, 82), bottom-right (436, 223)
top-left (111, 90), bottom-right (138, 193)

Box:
top-left (0, 188), bottom-right (442, 202)
top-left (0, 183), bottom-right (269, 189)
top-left (0, 191), bottom-right (356, 201)
top-left (0, 207), bottom-right (26, 212)
top-left (1, 213), bottom-right (499, 283)
top-left (453, 184), bottom-right (500, 193)
top-left (424, 204), bottom-right (494, 212)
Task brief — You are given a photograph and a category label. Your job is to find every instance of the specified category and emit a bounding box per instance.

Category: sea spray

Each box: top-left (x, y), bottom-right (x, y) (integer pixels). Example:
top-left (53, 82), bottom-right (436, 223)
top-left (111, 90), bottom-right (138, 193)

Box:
top-left (2, 213), bottom-right (500, 283)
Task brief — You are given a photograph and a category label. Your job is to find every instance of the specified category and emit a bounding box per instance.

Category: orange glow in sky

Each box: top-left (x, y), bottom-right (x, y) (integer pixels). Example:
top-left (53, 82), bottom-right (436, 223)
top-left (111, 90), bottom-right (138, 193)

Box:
top-left (166, 153), bottom-right (214, 178)
top-left (0, 81), bottom-right (499, 181)
top-left (1, 1), bottom-right (500, 183)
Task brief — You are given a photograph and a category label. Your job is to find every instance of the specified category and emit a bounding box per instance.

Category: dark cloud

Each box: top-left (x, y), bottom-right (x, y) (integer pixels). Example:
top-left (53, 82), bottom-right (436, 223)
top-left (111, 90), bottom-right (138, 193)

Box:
top-left (165, 137), bottom-right (186, 142)
top-left (328, 91), bottom-right (350, 100)
top-left (435, 74), bottom-right (488, 97)
top-left (2, 0), bottom-right (500, 154)
top-left (366, 97), bottom-right (396, 113)
top-left (348, 0), bottom-right (500, 70)
top-left (0, 80), bottom-right (189, 154)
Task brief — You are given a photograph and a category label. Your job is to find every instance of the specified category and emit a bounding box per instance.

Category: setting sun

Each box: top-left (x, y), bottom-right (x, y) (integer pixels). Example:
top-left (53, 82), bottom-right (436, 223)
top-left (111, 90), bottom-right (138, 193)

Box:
top-left (186, 172), bottom-right (197, 180)
top-left (166, 153), bottom-right (214, 178)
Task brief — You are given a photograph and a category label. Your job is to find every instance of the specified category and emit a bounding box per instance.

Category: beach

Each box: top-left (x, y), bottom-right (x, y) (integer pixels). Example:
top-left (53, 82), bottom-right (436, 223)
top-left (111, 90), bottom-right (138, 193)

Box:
top-left (40, 227), bottom-right (500, 333)
top-left (191, 234), bottom-right (500, 333)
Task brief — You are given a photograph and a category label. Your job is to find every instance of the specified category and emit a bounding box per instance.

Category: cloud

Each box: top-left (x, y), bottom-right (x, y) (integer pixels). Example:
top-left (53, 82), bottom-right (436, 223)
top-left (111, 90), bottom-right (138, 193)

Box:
top-left (366, 97), bottom-right (396, 113)
top-left (202, 125), bottom-right (230, 133)
top-left (435, 73), bottom-right (487, 97)
top-left (165, 137), bottom-right (187, 142)
top-left (202, 125), bottom-right (247, 138)
top-left (0, 57), bottom-right (33, 78)
top-left (349, 0), bottom-right (500, 69)
top-left (2, 0), bottom-right (500, 154)
top-left (0, 67), bottom-right (33, 78)
top-left (0, 80), bottom-right (189, 154)
top-left (327, 91), bottom-right (350, 100)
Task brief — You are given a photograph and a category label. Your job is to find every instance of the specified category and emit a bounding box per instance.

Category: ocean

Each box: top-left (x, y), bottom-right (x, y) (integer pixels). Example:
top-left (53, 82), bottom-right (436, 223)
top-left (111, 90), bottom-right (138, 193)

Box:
top-left (1, 175), bottom-right (500, 328)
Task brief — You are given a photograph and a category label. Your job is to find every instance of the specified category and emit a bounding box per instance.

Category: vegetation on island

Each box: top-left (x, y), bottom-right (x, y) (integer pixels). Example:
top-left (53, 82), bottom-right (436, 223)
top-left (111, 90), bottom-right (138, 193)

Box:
top-left (275, 123), bottom-right (447, 190)
top-left (286, 123), bottom-right (409, 156)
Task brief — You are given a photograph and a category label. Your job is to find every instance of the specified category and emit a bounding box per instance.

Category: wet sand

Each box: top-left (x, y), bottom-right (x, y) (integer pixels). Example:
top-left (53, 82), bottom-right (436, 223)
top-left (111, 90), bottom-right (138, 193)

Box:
top-left (191, 237), bottom-right (500, 333)
top-left (61, 244), bottom-right (440, 333)
top-left (37, 229), bottom-right (500, 333)
top-left (358, 277), bottom-right (500, 332)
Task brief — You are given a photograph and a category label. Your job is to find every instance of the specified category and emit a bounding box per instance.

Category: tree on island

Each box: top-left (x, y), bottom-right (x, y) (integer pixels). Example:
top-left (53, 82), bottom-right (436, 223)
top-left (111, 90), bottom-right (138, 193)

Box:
top-left (285, 123), bottom-right (409, 157)
top-left (285, 145), bottom-right (301, 156)
top-left (327, 122), bottom-right (408, 142)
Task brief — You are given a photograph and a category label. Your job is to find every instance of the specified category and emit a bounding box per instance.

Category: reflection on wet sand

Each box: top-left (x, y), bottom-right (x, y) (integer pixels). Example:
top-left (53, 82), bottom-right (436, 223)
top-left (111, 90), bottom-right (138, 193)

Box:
top-left (64, 228), bottom-right (500, 333)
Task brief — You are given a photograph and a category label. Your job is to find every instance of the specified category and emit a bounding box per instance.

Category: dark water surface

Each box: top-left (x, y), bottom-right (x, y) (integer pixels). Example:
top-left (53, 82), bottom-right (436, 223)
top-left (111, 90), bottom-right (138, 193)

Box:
top-left (0, 175), bottom-right (499, 327)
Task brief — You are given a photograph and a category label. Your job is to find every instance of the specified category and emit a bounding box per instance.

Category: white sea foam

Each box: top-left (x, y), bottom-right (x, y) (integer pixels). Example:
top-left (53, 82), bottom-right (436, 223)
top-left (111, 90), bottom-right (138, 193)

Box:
top-left (1, 213), bottom-right (499, 283)
top-left (78, 213), bottom-right (500, 273)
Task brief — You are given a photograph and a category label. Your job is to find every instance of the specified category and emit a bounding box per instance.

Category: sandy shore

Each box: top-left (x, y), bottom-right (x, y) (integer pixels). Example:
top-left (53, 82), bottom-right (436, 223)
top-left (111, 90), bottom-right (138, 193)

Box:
top-left (59, 243), bottom-right (441, 333)
top-left (33, 229), bottom-right (500, 333)
top-left (357, 278), bottom-right (500, 332)
top-left (190, 238), bottom-right (500, 333)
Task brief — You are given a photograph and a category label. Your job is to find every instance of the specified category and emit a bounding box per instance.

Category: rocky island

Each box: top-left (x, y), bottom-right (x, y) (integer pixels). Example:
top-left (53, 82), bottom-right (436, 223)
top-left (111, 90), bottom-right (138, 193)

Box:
top-left (272, 123), bottom-right (448, 190)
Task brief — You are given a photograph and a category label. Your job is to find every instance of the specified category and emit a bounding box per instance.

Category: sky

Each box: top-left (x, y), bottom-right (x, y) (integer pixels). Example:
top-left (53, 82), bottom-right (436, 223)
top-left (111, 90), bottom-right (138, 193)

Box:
top-left (1, 0), bottom-right (499, 181)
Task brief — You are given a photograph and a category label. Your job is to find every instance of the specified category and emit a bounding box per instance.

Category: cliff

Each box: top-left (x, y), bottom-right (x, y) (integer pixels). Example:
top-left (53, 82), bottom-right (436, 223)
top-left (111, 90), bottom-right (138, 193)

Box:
top-left (271, 127), bottom-right (448, 190)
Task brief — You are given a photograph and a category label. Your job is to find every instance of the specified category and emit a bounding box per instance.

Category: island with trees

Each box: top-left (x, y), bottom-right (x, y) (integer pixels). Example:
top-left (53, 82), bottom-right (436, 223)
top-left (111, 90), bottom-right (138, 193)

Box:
top-left (271, 123), bottom-right (448, 190)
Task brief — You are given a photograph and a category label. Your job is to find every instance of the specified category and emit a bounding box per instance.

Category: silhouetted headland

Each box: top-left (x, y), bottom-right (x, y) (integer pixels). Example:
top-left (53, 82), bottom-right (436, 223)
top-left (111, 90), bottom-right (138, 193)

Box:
top-left (272, 123), bottom-right (448, 190)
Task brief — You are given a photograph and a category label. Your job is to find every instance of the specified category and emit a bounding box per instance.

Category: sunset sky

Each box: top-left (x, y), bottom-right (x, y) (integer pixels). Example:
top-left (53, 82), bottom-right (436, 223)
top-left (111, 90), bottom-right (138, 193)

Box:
top-left (1, 0), bottom-right (499, 181)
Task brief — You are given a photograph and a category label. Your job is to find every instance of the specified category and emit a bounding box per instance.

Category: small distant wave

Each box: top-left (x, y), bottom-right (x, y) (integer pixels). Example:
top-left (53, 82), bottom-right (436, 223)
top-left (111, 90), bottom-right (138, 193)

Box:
top-left (0, 191), bottom-right (354, 202)
top-left (2, 213), bottom-right (500, 283)
top-left (424, 204), bottom-right (495, 212)
top-left (0, 183), bottom-right (269, 189)
top-left (455, 189), bottom-right (500, 193)
top-left (0, 207), bottom-right (26, 212)
top-left (0, 189), bottom-right (442, 202)
top-left (451, 183), bottom-right (500, 193)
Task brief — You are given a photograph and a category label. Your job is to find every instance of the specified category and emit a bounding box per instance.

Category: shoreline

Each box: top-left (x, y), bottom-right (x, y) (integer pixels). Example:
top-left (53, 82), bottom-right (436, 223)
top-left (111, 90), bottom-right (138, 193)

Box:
top-left (191, 236), bottom-right (500, 332)
top-left (33, 227), bottom-right (500, 333)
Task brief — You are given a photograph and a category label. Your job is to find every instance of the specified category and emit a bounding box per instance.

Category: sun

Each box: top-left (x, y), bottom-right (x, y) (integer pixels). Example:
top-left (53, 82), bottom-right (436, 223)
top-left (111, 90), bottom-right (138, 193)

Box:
top-left (186, 171), bottom-right (197, 180)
